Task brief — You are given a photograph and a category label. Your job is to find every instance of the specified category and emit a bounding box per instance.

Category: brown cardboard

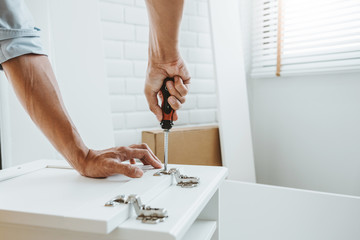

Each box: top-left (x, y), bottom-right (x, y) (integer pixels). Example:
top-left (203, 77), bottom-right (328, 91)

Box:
top-left (142, 125), bottom-right (222, 166)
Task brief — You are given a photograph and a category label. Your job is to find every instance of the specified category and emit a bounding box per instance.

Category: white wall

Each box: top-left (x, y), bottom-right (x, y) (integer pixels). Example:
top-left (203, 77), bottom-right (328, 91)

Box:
top-left (99, 0), bottom-right (218, 146)
top-left (242, 0), bottom-right (360, 196)
top-left (252, 72), bottom-right (360, 196)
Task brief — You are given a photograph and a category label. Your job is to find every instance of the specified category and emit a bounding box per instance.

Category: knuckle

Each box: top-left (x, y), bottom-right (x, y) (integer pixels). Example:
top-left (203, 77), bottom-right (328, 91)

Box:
top-left (117, 146), bottom-right (126, 152)
top-left (139, 149), bottom-right (148, 157)
top-left (180, 88), bottom-right (188, 96)
top-left (123, 165), bottom-right (133, 176)
top-left (172, 102), bottom-right (181, 110)
top-left (148, 105), bottom-right (156, 113)
top-left (144, 151), bottom-right (151, 159)
top-left (126, 164), bottom-right (135, 172)
top-left (175, 100), bottom-right (181, 108)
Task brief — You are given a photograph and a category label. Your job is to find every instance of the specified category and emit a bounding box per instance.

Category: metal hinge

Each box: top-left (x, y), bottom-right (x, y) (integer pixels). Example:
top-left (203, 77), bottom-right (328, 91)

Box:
top-left (154, 168), bottom-right (200, 188)
top-left (104, 194), bottom-right (168, 224)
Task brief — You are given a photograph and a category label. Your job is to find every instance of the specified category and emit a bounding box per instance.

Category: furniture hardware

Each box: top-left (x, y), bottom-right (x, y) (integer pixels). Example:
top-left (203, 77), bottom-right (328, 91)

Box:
top-left (104, 194), bottom-right (168, 224)
top-left (154, 168), bottom-right (200, 188)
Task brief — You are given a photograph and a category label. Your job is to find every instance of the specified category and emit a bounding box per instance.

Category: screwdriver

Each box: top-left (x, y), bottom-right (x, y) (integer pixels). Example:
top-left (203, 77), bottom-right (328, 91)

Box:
top-left (160, 77), bottom-right (174, 172)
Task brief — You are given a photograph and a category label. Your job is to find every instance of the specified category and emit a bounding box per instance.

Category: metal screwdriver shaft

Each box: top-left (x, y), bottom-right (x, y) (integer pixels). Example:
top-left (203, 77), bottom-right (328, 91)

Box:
top-left (163, 129), bottom-right (169, 172)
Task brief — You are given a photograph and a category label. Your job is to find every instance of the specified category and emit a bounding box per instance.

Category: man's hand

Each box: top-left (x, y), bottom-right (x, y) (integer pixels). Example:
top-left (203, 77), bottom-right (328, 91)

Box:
top-left (145, 57), bottom-right (191, 121)
top-left (80, 144), bottom-right (162, 178)
top-left (145, 0), bottom-right (190, 121)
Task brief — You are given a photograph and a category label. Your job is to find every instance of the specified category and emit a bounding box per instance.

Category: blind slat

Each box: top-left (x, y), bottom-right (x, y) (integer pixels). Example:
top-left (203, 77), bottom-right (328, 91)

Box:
top-left (253, 45), bottom-right (360, 62)
top-left (252, 35), bottom-right (360, 53)
top-left (251, 0), bottom-right (360, 77)
top-left (253, 21), bottom-right (360, 43)
top-left (252, 51), bottom-right (360, 68)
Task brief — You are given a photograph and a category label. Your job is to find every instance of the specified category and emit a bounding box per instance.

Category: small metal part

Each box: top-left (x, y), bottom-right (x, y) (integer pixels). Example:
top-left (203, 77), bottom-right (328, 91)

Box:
top-left (104, 194), bottom-right (168, 224)
top-left (171, 168), bottom-right (200, 188)
top-left (104, 194), bottom-right (127, 207)
top-left (153, 169), bottom-right (172, 176)
top-left (153, 168), bottom-right (200, 188)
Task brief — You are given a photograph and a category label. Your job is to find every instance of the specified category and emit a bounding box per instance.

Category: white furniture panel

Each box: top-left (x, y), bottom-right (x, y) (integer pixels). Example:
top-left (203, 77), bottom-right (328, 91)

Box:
top-left (220, 180), bottom-right (360, 240)
top-left (181, 220), bottom-right (217, 240)
top-left (209, 0), bottom-right (256, 182)
top-left (0, 160), bottom-right (227, 240)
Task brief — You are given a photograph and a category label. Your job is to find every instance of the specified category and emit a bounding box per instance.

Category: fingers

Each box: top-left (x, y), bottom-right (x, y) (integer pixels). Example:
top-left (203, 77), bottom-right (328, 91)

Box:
top-left (128, 144), bottom-right (162, 169)
top-left (166, 80), bottom-right (186, 103)
top-left (159, 91), bottom-right (178, 120)
top-left (129, 143), bottom-right (160, 163)
top-left (111, 161), bottom-right (143, 178)
top-left (81, 147), bottom-right (160, 179)
top-left (167, 95), bottom-right (182, 110)
top-left (174, 76), bottom-right (189, 97)
top-left (173, 110), bottom-right (178, 121)
top-left (166, 77), bottom-right (188, 111)
top-left (144, 85), bottom-right (163, 121)
top-left (129, 149), bottom-right (162, 169)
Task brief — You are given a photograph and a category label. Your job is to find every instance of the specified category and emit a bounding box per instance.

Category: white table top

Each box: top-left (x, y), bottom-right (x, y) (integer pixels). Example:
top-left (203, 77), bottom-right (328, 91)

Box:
top-left (0, 160), bottom-right (227, 239)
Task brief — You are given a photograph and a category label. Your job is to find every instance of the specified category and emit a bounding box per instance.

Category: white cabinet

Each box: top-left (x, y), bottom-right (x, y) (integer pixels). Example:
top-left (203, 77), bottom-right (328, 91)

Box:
top-left (0, 160), bottom-right (227, 240)
top-left (219, 180), bottom-right (360, 240)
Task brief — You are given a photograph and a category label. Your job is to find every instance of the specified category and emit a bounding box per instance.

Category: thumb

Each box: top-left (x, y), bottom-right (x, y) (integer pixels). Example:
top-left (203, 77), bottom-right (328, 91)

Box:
top-left (144, 86), bottom-right (162, 121)
top-left (178, 62), bottom-right (191, 85)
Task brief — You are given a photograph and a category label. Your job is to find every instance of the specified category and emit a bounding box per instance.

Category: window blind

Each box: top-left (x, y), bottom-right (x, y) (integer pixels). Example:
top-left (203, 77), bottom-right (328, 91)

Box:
top-left (251, 0), bottom-right (360, 78)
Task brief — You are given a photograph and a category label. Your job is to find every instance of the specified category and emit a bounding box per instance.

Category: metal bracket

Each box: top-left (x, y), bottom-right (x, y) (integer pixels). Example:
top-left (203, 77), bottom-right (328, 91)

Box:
top-left (104, 194), bottom-right (168, 224)
top-left (154, 168), bottom-right (200, 188)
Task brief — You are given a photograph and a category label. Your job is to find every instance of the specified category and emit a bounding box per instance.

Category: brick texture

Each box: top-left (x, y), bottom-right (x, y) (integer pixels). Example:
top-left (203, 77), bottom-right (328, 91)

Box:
top-left (100, 0), bottom-right (217, 146)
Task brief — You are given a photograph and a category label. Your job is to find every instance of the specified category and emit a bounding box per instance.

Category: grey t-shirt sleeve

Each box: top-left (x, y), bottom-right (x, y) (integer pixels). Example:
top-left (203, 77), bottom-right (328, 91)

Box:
top-left (0, 0), bottom-right (46, 69)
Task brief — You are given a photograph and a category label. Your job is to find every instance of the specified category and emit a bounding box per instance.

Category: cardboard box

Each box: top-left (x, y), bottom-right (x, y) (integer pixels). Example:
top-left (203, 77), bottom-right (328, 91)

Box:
top-left (142, 125), bottom-right (222, 166)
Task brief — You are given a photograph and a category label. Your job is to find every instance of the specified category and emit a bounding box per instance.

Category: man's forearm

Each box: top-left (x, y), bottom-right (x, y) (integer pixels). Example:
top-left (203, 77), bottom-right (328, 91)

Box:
top-left (2, 55), bottom-right (88, 172)
top-left (146, 0), bottom-right (184, 63)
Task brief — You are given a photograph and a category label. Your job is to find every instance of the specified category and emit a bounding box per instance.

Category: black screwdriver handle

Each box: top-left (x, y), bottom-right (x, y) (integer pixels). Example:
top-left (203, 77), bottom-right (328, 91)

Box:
top-left (160, 77), bottom-right (174, 130)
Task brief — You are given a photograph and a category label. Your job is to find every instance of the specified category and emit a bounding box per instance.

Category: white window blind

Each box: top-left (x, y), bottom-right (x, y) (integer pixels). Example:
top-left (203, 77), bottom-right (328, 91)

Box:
top-left (251, 0), bottom-right (360, 78)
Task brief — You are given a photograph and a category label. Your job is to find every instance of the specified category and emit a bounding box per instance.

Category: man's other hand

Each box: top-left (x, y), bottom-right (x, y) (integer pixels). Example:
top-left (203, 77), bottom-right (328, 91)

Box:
top-left (79, 143), bottom-right (162, 178)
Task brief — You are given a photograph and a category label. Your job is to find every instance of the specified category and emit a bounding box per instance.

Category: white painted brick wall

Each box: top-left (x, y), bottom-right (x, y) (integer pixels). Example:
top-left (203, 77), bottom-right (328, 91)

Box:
top-left (106, 60), bottom-right (133, 77)
top-left (110, 95), bottom-right (136, 112)
top-left (112, 114), bottom-right (125, 129)
top-left (100, 0), bottom-right (218, 147)
top-left (126, 78), bottom-right (145, 94)
top-left (102, 22), bottom-right (135, 41)
top-left (189, 109), bottom-right (216, 124)
top-left (195, 64), bottom-right (215, 78)
top-left (133, 61), bottom-right (147, 77)
top-left (124, 7), bottom-right (148, 25)
top-left (188, 48), bottom-right (213, 63)
top-left (197, 94), bottom-right (217, 109)
top-left (104, 41), bottom-right (124, 58)
top-left (125, 112), bottom-right (158, 128)
top-left (108, 78), bottom-right (125, 94)
top-left (124, 42), bottom-right (148, 59)
top-left (100, 1), bottom-right (124, 22)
